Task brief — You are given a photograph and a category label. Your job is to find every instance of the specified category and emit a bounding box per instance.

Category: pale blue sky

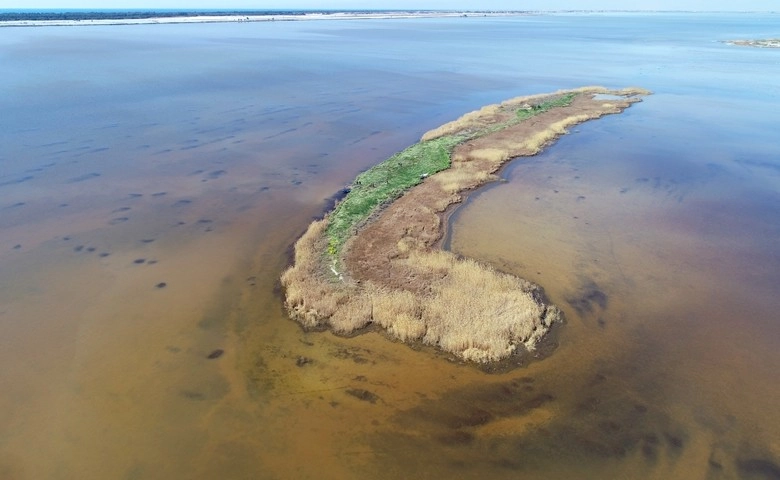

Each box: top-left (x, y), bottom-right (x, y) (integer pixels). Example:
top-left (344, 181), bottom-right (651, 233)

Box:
top-left (0, 1), bottom-right (776, 11)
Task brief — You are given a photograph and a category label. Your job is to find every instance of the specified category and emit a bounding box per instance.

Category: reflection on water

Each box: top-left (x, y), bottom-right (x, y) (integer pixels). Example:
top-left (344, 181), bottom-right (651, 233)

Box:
top-left (1, 13), bottom-right (779, 479)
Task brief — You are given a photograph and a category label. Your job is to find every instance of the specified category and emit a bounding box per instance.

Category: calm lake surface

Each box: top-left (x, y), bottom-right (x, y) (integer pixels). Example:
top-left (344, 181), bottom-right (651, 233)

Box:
top-left (1, 13), bottom-right (779, 479)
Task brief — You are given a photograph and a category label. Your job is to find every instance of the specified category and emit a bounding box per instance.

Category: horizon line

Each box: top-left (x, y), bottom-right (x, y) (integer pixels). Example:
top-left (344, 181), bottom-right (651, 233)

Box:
top-left (1, 8), bottom-right (777, 12)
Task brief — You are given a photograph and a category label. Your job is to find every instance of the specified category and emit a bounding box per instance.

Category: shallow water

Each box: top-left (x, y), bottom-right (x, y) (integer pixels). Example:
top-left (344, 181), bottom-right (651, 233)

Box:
top-left (1, 13), bottom-right (779, 479)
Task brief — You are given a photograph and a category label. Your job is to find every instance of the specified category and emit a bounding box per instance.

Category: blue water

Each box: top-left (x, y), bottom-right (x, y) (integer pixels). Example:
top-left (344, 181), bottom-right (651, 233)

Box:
top-left (0, 13), bottom-right (778, 479)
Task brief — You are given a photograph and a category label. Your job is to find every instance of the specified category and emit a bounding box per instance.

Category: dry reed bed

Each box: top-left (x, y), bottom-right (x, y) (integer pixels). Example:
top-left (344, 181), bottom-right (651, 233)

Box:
top-left (282, 87), bottom-right (649, 363)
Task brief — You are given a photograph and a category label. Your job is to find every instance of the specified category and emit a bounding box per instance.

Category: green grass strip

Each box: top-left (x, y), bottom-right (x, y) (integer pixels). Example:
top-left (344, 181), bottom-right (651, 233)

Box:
top-left (325, 92), bottom-right (579, 262)
top-left (516, 92), bottom-right (575, 121)
top-left (326, 134), bottom-right (465, 257)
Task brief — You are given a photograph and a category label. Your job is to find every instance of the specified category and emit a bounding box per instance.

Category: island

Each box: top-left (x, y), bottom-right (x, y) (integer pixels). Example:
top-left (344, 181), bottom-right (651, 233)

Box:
top-left (282, 86), bottom-right (650, 364)
top-left (726, 39), bottom-right (780, 48)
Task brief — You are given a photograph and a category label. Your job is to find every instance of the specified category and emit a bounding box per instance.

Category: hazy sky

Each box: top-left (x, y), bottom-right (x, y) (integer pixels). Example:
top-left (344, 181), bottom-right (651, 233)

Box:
top-left (0, 1), bottom-right (776, 11)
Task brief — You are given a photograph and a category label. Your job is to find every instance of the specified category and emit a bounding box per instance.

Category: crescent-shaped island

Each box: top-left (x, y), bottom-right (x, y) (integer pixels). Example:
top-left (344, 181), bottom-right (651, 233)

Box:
top-left (282, 86), bottom-right (650, 364)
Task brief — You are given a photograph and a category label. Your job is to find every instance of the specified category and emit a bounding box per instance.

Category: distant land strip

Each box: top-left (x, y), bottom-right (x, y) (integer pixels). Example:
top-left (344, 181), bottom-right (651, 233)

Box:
top-left (725, 39), bottom-right (780, 48)
top-left (3, 11), bottom-right (773, 28)
top-left (282, 86), bottom-right (650, 367)
top-left (0, 11), bottom-right (530, 27)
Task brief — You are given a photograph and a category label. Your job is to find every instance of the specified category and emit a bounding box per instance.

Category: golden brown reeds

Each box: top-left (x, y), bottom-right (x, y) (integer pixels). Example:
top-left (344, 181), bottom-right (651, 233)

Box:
top-left (282, 229), bottom-right (561, 362)
top-left (421, 104), bottom-right (504, 141)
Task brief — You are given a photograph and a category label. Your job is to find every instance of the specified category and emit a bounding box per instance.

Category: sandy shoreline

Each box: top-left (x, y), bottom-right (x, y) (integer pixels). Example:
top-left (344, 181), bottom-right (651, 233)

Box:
top-left (0, 11), bottom-right (526, 28)
top-left (282, 86), bottom-right (650, 365)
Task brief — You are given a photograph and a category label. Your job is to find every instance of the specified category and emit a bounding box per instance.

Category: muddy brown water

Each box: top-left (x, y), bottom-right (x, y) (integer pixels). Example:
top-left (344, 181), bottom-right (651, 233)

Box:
top-left (3, 111), bottom-right (777, 479)
top-left (442, 111), bottom-right (780, 479)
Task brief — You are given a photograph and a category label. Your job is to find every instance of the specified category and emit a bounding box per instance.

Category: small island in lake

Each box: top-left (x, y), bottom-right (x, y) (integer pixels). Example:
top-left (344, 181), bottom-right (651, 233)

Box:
top-left (726, 39), bottom-right (780, 48)
top-left (282, 86), bottom-right (650, 364)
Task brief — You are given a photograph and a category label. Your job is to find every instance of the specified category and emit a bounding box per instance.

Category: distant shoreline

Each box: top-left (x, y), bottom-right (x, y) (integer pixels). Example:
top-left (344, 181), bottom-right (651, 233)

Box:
top-left (3, 10), bottom-right (775, 28)
top-left (0, 11), bottom-right (528, 28)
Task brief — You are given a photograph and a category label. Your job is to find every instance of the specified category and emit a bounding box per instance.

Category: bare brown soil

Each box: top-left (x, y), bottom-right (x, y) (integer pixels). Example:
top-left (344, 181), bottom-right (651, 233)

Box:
top-left (282, 87), bottom-right (649, 363)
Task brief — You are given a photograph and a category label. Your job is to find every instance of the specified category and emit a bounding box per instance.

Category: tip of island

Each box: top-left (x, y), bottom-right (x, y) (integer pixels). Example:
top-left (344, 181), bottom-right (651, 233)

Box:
top-left (725, 39), bottom-right (780, 48)
top-left (282, 86), bottom-right (650, 366)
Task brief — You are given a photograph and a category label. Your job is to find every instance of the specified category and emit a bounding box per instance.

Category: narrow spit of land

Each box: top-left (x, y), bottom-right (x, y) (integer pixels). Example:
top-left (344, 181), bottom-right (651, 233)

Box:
top-left (282, 86), bottom-right (650, 364)
top-left (726, 39), bottom-right (780, 48)
top-left (0, 11), bottom-right (525, 27)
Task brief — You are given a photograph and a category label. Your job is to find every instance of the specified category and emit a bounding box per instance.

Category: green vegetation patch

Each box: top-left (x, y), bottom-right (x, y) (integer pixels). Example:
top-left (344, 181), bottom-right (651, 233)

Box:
top-left (326, 134), bottom-right (466, 257)
top-left (324, 91), bottom-right (580, 262)
top-left (516, 93), bottom-right (576, 121)
top-left (457, 92), bottom-right (578, 140)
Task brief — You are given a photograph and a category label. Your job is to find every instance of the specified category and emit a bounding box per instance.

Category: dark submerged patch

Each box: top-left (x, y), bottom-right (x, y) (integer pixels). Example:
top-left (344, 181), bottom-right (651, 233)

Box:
top-left (346, 388), bottom-right (379, 404)
top-left (737, 458), bottom-right (780, 479)
top-left (206, 349), bottom-right (224, 360)
top-left (565, 279), bottom-right (608, 316)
